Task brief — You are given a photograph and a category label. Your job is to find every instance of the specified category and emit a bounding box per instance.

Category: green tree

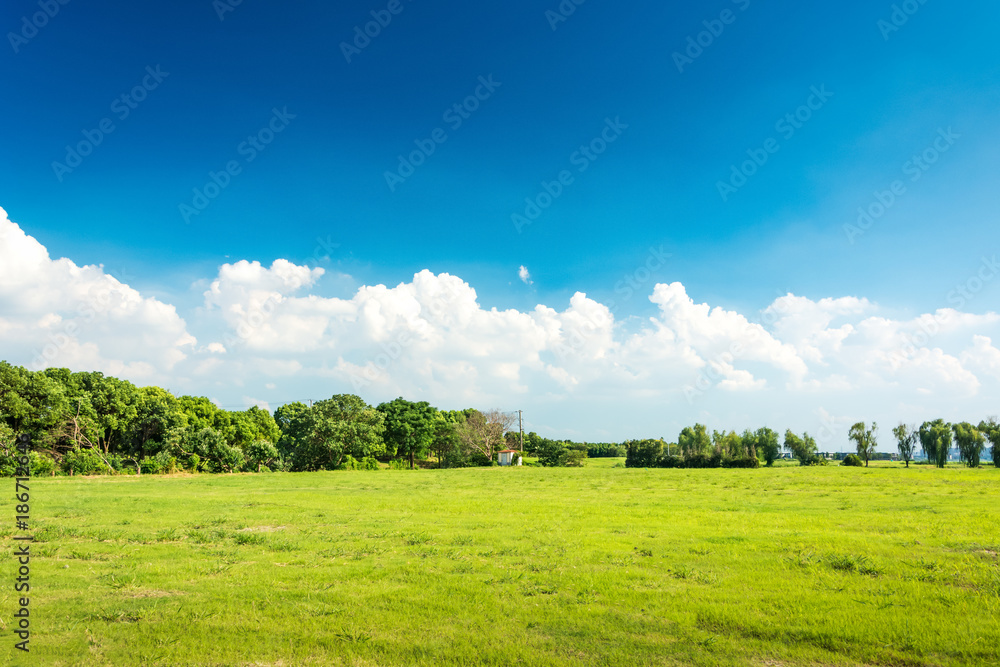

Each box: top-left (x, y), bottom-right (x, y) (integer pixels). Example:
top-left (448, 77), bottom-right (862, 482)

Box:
top-left (678, 424), bottom-right (711, 459)
top-left (537, 439), bottom-right (569, 467)
top-left (952, 422), bottom-right (985, 468)
top-left (274, 401), bottom-right (310, 459)
top-left (296, 395), bottom-right (385, 471)
top-left (784, 429), bottom-right (819, 465)
top-left (848, 421), bottom-right (878, 467)
top-left (892, 423), bottom-right (917, 468)
top-left (130, 386), bottom-right (186, 459)
top-left (377, 398), bottom-right (438, 469)
top-left (740, 428), bottom-right (758, 460)
top-left (756, 427), bottom-right (781, 466)
top-left (624, 439), bottom-right (663, 468)
top-left (919, 419), bottom-right (952, 468)
top-left (979, 418), bottom-right (1000, 468)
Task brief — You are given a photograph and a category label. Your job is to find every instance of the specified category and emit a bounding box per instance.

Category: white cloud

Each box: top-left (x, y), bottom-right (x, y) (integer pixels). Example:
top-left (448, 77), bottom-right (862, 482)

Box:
top-left (0, 207), bottom-right (196, 381)
top-left (518, 265), bottom-right (532, 285)
top-left (3, 209), bottom-right (999, 446)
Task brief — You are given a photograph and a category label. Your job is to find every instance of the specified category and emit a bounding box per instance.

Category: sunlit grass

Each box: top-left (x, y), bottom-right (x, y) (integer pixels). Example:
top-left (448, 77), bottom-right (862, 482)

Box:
top-left (2, 463), bottom-right (998, 665)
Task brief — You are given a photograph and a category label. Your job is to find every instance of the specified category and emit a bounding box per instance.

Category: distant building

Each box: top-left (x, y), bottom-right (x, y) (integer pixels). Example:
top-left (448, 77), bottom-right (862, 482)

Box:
top-left (498, 450), bottom-right (521, 466)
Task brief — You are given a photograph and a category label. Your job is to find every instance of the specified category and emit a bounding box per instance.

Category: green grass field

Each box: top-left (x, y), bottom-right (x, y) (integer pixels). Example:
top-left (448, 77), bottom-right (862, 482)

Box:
top-left (3, 462), bottom-right (999, 666)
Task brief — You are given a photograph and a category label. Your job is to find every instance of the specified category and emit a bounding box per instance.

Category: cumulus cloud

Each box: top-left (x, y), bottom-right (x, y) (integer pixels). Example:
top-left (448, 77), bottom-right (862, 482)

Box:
top-left (0, 207), bottom-right (196, 380)
top-left (3, 210), bottom-right (999, 444)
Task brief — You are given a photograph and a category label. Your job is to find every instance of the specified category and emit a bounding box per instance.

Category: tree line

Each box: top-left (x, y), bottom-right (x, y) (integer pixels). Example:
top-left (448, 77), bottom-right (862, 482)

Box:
top-left (1, 361), bottom-right (996, 476)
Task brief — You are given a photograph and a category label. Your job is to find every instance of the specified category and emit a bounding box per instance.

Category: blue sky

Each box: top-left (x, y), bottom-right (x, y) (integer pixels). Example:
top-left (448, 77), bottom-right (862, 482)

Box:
top-left (2, 0), bottom-right (999, 446)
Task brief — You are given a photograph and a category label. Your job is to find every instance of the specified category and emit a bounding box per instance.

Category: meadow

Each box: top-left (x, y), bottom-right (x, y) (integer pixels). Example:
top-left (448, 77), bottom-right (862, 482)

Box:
top-left (2, 461), bottom-right (999, 666)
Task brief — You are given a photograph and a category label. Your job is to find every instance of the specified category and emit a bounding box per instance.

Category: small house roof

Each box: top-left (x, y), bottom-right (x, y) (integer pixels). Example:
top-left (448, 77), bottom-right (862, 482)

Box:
top-left (498, 449), bottom-right (519, 454)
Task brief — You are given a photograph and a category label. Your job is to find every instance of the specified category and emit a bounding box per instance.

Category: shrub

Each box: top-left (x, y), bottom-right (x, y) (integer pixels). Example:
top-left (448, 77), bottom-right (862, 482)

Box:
top-left (657, 455), bottom-right (684, 468)
top-left (722, 457), bottom-right (760, 469)
top-left (185, 454), bottom-right (201, 472)
top-left (625, 439), bottom-right (663, 468)
top-left (0, 450), bottom-right (58, 477)
top-left (841, 454), bottom-right (864, 467)
top-left (62, 447), bottom-right (113, 476)
top-left (565, 450), bottom-right (587, 467)
top-left (360, 456), bottom-right (380, 470)
top-left (388, 459), bottom-right (408, 470)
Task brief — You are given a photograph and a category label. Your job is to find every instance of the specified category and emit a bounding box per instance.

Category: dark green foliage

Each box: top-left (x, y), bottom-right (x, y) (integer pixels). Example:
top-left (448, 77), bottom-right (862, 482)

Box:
top-left (841, 454), bottom-right (864, 467)
top-left (952, 422), bottom-right (985, 468)
top-left (537, 439), bottom-right (568, 467)
top-left (625, 439), bottom-right (663, 468)
top-left (754, 427), bottom-right (781, 466)
top-left (377, 397), bottom-right (438, 469)
top-left (678, 424), bottom-right (711, 458)
top-left (979, 418), bottom-right (1000, 468)
top-left (919, 419), bottom-right (952, 468)
top-left (722, 457), bottom-right (760, 469)
top-left (587, 443), bottom-right (626, 458)
top-left (784, 430), bottom-right (819, 466)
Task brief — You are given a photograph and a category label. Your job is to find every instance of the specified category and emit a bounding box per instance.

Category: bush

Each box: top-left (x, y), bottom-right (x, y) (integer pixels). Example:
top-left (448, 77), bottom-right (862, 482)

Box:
top-left (62, 447), bottom-right (113, 476)
top-left (565, 450), bottom-right (587, 467)
top-left (657, 455), bottom-right (684, 468)
top-left (359, 456), bottom-right (380, 470)
top-left (140, 451), bottom-right (179, 475)
top-left (625, 439), bottom-right (663, 468)
top-left (185, 454), bottom-right (201, 472)
top-left (722, 457), bottom-right (760, 469)
top-left (841, 454), bottom-right (864, 467)
top-left (0, 450), bottom-right (58, 477)
top-left (388, 459), bottom-right (408, 470)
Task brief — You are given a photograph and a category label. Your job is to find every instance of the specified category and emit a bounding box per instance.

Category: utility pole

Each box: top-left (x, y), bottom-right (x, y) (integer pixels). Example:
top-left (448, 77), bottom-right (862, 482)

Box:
top-left (518, 410), bottom-right (524, 452)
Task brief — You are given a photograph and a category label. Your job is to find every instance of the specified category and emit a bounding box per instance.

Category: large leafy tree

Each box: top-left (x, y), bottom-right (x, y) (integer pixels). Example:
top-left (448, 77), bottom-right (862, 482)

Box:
top-left (892, 423), bottom-right (918, 468)
top-left (756, 427), bottom-right (781, 466)
top-left (130, 386), bottom-right (187, 459)
top-left (784, 430), bottom-right (818, 466)
top-left (952, 422), bottom-right (985, 468)
top-left (274, 401), bottom-right (310, 459)
top-left (678, 424), bottom-right (711, 459)
top-left (848, 421), bottom-right (879, 467)
top-left (296, 394), bottom-right (385, 471)
top-left (76, 372), bottom-right (140, 453)
top-left (377, 398), bottom-right (438, 469)
top-left (0, 362), bottom-right (70, 438)
top-left (979, 418), bottom-right (1000, 468)
top-left (919, 419), bottom-right (952, 468)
